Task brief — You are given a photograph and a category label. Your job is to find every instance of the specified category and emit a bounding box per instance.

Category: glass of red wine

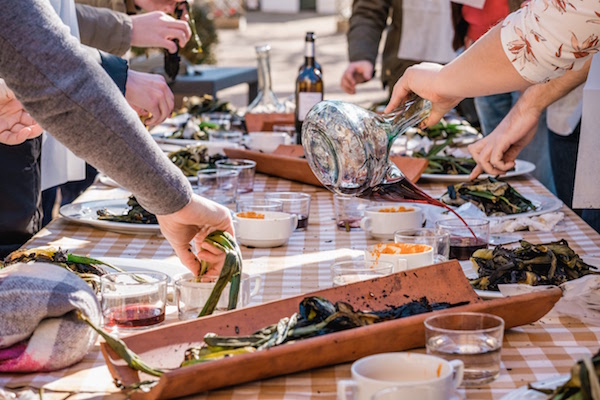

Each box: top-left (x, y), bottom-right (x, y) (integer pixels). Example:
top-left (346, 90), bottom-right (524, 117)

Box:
top-left (264, 192), bottom-right (312, 230)
top-left (435, 218), bottom-right (490, 261)
top-left (100, 271), bottom-right (168, 333)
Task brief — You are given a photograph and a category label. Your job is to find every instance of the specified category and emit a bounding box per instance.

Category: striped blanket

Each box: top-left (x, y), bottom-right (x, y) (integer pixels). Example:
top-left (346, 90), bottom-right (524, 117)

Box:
top-left (0, 262), bottom-right (100, 372)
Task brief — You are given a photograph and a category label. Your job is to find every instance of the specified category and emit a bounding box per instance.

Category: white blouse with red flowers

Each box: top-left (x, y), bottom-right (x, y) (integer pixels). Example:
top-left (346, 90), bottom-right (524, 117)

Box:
top-left (501, 0), bottom-right (600, 83)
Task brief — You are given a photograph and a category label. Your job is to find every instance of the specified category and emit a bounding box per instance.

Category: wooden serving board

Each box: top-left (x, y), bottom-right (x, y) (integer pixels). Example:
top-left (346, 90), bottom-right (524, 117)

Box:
top-left (101, 261), bottom-right (561, 400)
top-left (224, 145), bottom-right (428, 187)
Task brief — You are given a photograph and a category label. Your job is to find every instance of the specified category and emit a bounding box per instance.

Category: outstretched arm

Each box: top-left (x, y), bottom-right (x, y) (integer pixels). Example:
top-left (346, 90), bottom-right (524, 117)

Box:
top-left (468, 58), bottom-right (591, 178)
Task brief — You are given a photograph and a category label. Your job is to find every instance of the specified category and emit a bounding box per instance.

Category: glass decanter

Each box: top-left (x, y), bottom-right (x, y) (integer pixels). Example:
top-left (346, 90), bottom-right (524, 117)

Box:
top-left (246, 44), bottom-right (285, 114)
top-left (302, 95), bottom-right (474, 232)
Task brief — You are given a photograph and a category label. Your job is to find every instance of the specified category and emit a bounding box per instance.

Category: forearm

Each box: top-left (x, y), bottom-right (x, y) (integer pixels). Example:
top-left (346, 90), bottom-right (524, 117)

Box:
top-left (518, 59), bottom-right (591, 114)
top-left (436, 25), bottom-right (530, 99)
top-left (0, 0), bottom-right (191, 215)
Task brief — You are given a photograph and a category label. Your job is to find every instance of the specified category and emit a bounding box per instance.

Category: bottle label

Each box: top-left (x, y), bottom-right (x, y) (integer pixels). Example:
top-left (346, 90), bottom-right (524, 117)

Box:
top-left (298, 92), bottom-right (323, 121)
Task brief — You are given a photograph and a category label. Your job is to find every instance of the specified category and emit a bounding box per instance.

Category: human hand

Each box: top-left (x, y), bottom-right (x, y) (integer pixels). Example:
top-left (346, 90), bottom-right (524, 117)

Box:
top-left (156, 194), bottom-right (235, 277)
top-left (0, 79), bottom-right (43, 145)
top-left (131, 11), bottom-right (191, 53)
top-left (468, 100), bottom-right (540, 179)
top-left (125, 70), bottom-right (174, 125)
top-left (340, 60), bottom-right (374, 94)
top-left (384, 63), bottom-right (462, 127)
top-left (134, 0), bottom-right (181, 13)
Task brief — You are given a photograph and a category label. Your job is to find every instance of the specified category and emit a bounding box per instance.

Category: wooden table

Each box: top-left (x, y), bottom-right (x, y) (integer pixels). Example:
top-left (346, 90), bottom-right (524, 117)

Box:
top-left (1, 174), bottom-right (599, 399)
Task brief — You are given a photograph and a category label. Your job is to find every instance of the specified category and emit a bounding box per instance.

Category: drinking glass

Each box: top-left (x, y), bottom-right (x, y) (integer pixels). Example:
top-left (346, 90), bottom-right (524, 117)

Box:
top-left (330, 260), bottom-right (395, 287)
top-left (174, 272), bottom-right (262, 320)
top-left (424, 312), bottom-right (505, 386)
top-left (435, 218), bottom-right (490, 261)
top-left (100, 271), bottom-right (168, 332)
top-left (334, 194), bottom-right (370, 231)
top-left (215, 159), bottom-right (256, 193)
top-left (394, 228), bottom-right (450, 263)
top-left (236, 199), bottom-right (283, 213)
top-left (273, 124), bottom-right (297, 143)
top-left (197, 169), bottom-right (239, 205)
top-left (264, 192), bottom-right (311, 230)
top-left (209, 130), bottom-right (243, 144)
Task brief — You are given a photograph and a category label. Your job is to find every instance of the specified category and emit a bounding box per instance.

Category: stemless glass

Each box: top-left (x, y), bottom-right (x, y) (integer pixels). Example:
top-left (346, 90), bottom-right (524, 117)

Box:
top-left (236, 199), bottom-right (283, 213)
top-left (334, 194), bottom-right (370, 230)
top-left (436, 218), bottom-right (490, 261)
top-left (264, 192), bottom-right (311, 230)
top-left (215, 159), bottom-right (257, 193)
top-left (100, 271), bottom-right (168, 333)
top-left (197, 169), bottom-right (239, 205)
top-left (425, 312), bottom-right (505, 386)
top-left (394, 228), bottom-right (450, 263)
top-left (330, 260), bottom-right (395, 286)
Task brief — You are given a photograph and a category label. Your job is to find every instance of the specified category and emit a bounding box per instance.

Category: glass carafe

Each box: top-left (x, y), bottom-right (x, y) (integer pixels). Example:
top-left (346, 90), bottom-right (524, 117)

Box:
top-left (301, 94), bottom-right (431, 198)
top-left (246, 44), bottom-right (285, 114)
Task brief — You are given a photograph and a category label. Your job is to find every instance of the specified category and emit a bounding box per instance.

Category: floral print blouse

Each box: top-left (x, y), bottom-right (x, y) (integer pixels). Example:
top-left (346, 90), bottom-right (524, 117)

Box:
top-left (501, 0), bottom-right (600, 83)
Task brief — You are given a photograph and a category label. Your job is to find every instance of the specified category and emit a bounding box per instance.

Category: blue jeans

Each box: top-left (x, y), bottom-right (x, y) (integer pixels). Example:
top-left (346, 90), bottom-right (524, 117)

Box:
top-left (474, 93), bottom-right (556, 194)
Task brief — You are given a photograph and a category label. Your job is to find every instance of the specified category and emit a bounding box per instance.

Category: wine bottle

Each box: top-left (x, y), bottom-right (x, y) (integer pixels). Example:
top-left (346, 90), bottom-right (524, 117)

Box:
top-left (295, 32), bottom-right (324, 145)
top-left (298, 31), bottom-right (322, 77)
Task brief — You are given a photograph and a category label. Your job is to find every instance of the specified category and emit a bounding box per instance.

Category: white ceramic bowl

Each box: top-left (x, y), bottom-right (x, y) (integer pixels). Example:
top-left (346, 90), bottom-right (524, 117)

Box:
top-left (234, 211), bottom-right (297, 248)
top-left (245, 132), bottom-right (291, 153)
top-left (360, 203), bottom-right (423, 240)
top-left (365, 243), bottom-right (434, 271)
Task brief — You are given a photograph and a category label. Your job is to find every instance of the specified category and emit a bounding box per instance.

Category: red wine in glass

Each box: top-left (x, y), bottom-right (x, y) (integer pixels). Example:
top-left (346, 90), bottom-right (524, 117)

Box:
top-left (449, 237), bottom-right (488, 260)
top-left (104, 304), bottom-right (165, 328)
top-left (296, 214), bottom-right (309, 230)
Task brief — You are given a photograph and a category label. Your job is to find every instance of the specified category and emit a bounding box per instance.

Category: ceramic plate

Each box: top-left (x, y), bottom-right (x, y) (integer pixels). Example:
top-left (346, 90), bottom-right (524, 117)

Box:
top-left (431, 194), bottom-right (563, 222)
top-left (500, 375), bottom-right (569, 400)
top-left (59, 199), bottom-right (161, 235)
top-left (420, 159), bottom-right (536, 182)
top-left (461, 257), bottom-right (600, 299)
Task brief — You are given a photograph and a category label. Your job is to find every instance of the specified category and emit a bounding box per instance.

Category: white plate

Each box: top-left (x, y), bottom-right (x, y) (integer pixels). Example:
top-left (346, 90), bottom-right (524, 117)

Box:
top-left (420, 159), bottom-right (536, 182)
top-left (461, 257), bottom-right (600, 299)
top-left (431, 194), bottom-right (563, 222)
top-left (500, 375), bottom-right (570, 400)
top-left (59, 199), bottom-right (161, 235)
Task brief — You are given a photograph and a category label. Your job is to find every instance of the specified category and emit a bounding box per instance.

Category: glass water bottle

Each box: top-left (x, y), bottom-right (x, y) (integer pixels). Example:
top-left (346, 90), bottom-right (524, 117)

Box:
top-left (246, 44), bottom-right (285, 114)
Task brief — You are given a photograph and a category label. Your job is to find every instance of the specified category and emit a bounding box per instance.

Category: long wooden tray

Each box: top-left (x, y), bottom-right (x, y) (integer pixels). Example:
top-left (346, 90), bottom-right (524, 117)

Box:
top-left (101, 261), bottom-right (561, 400)
top-left (224, 145), bottom-right (428, 187)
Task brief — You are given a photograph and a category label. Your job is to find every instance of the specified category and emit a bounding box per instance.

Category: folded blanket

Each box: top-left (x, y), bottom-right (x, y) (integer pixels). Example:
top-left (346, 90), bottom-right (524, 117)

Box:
top-left (0, 262), bottom-right (101, 372)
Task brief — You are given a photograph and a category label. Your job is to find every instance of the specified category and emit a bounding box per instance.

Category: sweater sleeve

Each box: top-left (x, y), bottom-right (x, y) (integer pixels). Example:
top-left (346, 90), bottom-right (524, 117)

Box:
top-left (500, 0), bottom-right (600, 83)
top-left (76, 4), bottom-right (132, 57)
top-left (347, 0), bottom-right (391, 66)
top-left (0, 0), bottom-right (192, 215)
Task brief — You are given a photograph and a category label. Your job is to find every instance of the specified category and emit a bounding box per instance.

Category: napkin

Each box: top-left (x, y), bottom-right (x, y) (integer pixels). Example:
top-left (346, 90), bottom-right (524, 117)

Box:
top-left (0, 262), bottom-right (100, 372)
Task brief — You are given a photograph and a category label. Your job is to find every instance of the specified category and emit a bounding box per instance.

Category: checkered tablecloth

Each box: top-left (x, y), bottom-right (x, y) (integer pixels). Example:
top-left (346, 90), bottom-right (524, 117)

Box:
top-left (2, 174), bottom-right (599, 399)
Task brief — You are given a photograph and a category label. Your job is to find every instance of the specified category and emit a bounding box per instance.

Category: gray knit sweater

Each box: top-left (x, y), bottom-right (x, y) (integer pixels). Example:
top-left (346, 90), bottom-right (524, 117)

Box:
top-left (0, 0), bottom-right (192, 215)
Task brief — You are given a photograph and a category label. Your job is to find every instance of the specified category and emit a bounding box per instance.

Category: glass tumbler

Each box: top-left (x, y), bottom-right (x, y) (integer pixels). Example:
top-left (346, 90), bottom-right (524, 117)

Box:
top-left (197, 169), bottom-right (239, 205)
top-left (424, 312), bottom-right (505, 386)
top-left (394, 228), bottom-right (450, 263)
top-left (216, 159), bottom-right (257, 193)
top-left (330, 260), bottom-right (395, 287)
top-left (435, 218), bottom-right (490, 261)
top-left (264, 192), bottom-right (311, 230)
top-left (236, 198), bottom-right (283, 213)
top-left (334, 194), bottom-right (370, 231)
top-left (100, 271), bottom-right (168, 332)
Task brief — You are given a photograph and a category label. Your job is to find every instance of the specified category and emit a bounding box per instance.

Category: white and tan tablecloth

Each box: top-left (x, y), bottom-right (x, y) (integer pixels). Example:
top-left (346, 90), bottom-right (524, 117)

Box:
top-left (1, 174), bottom-right (599, 399)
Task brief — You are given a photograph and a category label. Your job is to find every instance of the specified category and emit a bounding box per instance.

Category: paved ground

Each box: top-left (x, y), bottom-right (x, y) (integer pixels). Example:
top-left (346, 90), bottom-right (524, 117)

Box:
top-left (213, 12), bottom-right (388, 110)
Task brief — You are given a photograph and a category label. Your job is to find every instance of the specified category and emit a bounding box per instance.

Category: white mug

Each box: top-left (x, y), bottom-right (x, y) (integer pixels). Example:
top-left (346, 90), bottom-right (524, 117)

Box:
top-left (233, 211), bottom-right (298, 248)
top-left (246, 131), bottom-right (291, 153)
top-left (360, 204), bottom-right (423, 240)
top-left (337, 352), bottom-right (464, 400)
top-left (364, 243), bottom-right (434, 271)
